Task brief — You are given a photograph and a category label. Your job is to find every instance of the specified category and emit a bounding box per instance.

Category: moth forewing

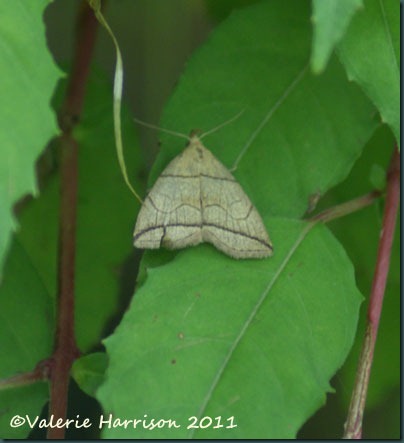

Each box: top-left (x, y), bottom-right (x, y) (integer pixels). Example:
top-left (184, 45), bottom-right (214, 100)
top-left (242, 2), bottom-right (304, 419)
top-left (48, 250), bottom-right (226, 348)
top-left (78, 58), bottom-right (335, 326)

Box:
top-left (133, 134), bottom-right (272, 259)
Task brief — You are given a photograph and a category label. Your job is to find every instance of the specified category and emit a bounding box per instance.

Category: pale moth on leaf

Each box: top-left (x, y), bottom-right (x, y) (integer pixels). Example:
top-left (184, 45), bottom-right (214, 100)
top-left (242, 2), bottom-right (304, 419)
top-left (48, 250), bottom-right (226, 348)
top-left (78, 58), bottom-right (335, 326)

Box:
top-left (133, 120), bottom-right (273, 259)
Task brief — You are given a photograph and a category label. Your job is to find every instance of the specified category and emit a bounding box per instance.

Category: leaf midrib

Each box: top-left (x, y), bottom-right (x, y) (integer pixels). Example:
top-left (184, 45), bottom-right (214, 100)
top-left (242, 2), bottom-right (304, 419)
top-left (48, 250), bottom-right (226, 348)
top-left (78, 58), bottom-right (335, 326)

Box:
top-left (188, 220), bottom-right (315, 438)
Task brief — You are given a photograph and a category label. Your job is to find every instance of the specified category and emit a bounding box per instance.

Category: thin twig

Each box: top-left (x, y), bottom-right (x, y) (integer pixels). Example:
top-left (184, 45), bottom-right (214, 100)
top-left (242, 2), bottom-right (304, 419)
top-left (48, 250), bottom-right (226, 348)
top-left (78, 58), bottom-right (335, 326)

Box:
top-left (47, 2), bottom-right (99, 439)
top-left (343, 148), bottom-right (400, 439)
top-left (0, 360), bottom-right (51, 390)
top-left (308, 190), bottom-right (382, 224)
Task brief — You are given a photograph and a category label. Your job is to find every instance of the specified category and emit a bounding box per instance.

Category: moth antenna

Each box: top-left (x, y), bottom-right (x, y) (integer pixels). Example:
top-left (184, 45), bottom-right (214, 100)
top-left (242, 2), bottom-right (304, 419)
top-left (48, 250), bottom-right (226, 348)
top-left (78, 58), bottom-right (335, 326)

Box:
top-left (133, 117), bottom-right (190, 141)
top-left (199, 109), bottom-right (245, 140)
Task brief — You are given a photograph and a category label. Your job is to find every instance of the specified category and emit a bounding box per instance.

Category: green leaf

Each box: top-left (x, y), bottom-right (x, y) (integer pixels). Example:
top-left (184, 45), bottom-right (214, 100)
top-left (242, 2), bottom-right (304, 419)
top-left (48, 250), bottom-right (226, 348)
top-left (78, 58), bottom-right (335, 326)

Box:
top-left (96, 1), bottom-right (379, 437)
top-left (311, 0), bottom-right (363, 73)
top-left (72, 353), bottom-right (108, 398)
top-left (205, 0), bottom-right (262, 22)
top-left (151, 1), bottom-right (377, 219)
top-left (338, 0), bottom-right (400, 145)
top-left (0, 383), bottom-right (49, 439)
top-left (0, 239), bottom-right (53, 439)
top-left (0, 0), bottom-right (62, 276)
top-left (97, 218), bottom-right (362, 438)
top-left (17, 69), bottom-right (144, 351)
top-left (369, 163), bottom-right (386, 190)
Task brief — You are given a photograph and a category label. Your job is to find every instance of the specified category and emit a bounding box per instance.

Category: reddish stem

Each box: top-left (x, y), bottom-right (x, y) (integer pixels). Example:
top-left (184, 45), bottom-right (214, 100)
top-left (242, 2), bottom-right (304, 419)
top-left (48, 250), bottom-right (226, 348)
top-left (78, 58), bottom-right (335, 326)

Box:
top-left (47, 136), bottom-right (79, 440)
top-left (344, 147), bottom-right (400, 439)
top-left (367, 149), bottom-right (400, 328)
top-left (47, 2), bottom-right (99, 439)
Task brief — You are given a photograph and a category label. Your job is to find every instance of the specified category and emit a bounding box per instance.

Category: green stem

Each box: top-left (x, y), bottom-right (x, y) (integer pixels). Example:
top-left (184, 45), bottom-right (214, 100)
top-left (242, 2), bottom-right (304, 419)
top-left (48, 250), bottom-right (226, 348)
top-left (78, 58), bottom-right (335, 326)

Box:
top-left (308, 190), bottom-right (381, 224)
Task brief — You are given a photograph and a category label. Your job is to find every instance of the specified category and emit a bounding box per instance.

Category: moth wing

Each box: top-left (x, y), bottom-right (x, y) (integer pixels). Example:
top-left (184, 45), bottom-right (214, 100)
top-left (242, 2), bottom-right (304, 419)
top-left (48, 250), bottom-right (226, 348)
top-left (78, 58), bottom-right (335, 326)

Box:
top-left (134, 136), bottom-right (272, 259)
top-left (198, 151), bottom-right (272, 259)
top-left (133, 147), bottom-right (203, 250)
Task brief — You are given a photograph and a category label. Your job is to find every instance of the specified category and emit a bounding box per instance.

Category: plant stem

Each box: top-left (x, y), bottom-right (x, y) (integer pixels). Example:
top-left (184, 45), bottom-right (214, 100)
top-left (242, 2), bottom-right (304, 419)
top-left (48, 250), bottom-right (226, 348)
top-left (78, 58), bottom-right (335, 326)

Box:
top-left (308, 190), bottom-right (381, 224)
top-left (48, 136), bottom-right (79, 440)
top-left (343, 148), bottom-right (400, 439)
top-left (0, 360), bottom-right (51, 390)
top-left (47, 2), bottom-right (99, 439)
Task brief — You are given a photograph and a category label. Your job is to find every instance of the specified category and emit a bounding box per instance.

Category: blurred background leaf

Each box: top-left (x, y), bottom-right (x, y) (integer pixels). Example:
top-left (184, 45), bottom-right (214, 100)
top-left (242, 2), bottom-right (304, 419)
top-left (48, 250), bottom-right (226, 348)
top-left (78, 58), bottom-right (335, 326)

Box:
top-left (0, 0), bottom-right (61, 277)
top-left (205, 0), bottom-right (261, 21)
top-left (311, 0), bottom-right (363, 73)
top-left (338, 0), bottom-right (400, 145)
top-left (72, 352), bottom-right (107, 397)
top-left (0, 240), bottom-right (53, 439)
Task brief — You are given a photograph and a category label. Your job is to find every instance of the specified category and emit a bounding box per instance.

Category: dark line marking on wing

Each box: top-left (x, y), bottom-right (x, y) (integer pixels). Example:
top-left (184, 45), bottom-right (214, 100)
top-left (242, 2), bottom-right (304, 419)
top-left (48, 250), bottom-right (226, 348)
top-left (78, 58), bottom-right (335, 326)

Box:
top-left (203, 203), bottom-right (254, 220)
top-left (134, 222), bottom-right (273, 250)
top-left (205, 228), bottom-right (270, 254)
top-left (161, 173), bottom-right (236, 182)
top-left (147, 195), bottom-right (200, 214)
top-left (164, 229), bottom-right (201, 245)
top-left (159, 226), bottom-right (167, 248)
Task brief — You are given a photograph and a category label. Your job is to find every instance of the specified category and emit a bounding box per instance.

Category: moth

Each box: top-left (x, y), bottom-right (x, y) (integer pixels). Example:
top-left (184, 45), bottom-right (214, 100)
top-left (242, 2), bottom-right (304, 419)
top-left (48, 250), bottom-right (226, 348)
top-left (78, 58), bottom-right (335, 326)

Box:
top-left (133, 130), bottom-right (272, 259)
